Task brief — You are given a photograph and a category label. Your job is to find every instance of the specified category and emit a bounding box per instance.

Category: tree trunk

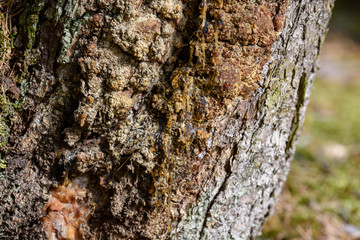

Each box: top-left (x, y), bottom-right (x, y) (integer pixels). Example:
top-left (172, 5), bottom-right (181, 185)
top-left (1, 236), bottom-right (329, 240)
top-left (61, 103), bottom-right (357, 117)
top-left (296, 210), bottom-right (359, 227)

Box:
top-left (0, 0), bottom-right (334, 239)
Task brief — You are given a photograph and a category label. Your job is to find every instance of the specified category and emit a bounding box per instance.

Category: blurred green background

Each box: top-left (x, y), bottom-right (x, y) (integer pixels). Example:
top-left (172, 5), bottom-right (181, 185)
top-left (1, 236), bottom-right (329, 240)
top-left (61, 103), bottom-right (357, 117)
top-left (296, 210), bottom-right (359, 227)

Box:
top-left (262, 1), bottom-right (360, 239)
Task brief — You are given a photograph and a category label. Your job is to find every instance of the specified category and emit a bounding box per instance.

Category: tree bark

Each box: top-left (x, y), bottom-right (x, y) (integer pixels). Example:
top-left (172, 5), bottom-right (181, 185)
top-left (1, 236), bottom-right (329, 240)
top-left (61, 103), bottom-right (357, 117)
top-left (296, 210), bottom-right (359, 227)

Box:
top-left (0, 0), bottom-right (334, 239)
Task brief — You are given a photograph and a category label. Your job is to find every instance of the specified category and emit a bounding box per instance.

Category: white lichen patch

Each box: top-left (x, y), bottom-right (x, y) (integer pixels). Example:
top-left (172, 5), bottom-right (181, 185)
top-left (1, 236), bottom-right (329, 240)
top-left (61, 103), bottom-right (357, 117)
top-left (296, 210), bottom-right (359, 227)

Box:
top-left (130, 62), bottom-right (161, 91)
top-left (149, 0), bottom-right (183, 20)
top-left (110, 14), bottom-right (162, 60)
top-left (107, 90), bottom-right (136, 118)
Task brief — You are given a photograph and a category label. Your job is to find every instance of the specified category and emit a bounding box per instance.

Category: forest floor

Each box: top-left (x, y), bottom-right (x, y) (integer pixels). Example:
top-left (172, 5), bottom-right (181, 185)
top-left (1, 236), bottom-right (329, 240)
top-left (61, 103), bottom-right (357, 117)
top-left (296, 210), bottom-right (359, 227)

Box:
top-left (261, 33), bottom-right (360, 239)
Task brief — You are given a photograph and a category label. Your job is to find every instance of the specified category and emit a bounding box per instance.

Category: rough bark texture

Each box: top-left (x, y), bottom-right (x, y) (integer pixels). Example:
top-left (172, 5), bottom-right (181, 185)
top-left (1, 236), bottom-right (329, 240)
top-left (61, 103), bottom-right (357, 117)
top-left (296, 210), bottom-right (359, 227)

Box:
top-left (0, 0), bottom-right (334, 239)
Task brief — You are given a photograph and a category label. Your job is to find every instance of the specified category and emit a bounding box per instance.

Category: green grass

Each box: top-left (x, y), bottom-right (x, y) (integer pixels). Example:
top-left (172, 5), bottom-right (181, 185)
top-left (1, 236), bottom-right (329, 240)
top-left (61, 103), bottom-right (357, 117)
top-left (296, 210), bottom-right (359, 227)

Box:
top-left (304, 80), bottom-right (360, 144)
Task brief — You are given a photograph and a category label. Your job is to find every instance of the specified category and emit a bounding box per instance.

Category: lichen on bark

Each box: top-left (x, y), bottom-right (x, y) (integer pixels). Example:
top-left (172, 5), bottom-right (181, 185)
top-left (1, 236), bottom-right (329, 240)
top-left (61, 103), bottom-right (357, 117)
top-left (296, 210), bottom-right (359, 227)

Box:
top-left (0, 0), bottom-right (334, 239)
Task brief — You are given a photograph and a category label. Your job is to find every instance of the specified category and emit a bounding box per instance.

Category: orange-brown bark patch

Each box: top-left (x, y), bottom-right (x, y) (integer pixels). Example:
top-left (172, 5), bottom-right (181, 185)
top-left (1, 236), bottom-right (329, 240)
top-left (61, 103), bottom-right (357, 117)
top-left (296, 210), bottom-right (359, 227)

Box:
top-left (42, 177), bottom-right (93, 240)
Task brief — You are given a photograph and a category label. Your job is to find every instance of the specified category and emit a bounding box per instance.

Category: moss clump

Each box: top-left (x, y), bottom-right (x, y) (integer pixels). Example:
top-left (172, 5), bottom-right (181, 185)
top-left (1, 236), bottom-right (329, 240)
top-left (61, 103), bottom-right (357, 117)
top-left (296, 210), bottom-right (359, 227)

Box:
top-left (22, 0), bottom-right (45, 49)
top-left (0, 90), bottom-right (19, 152)
top-left (0, 97), bottom-right (17, 172)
